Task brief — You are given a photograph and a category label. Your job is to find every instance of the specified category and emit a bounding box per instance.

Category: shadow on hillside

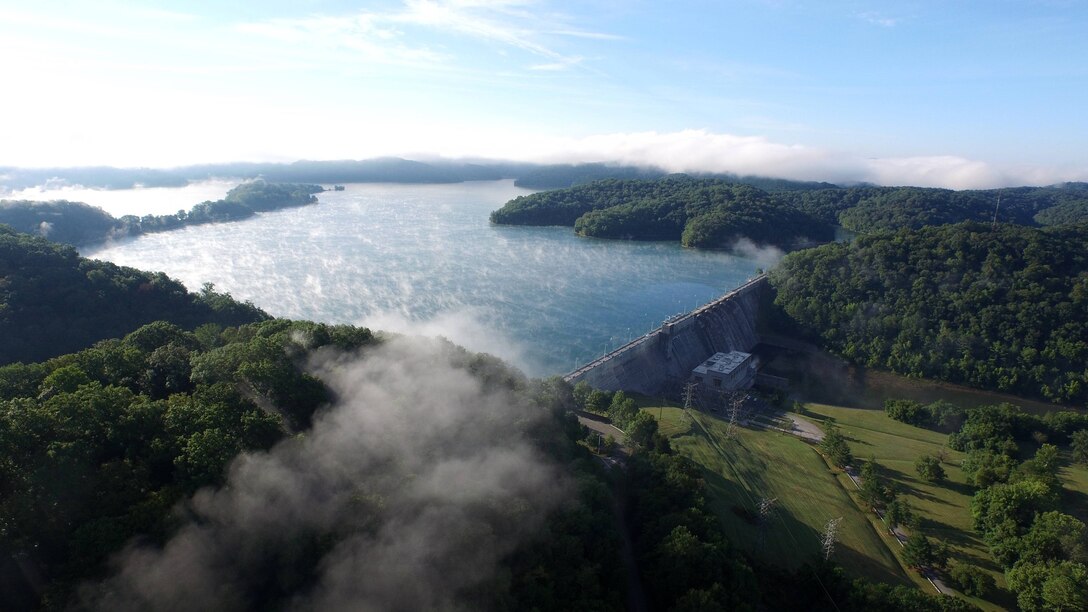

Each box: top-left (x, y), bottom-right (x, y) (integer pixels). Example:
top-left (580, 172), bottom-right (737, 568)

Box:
top-left (699, 465), bottom-right (912, 587)
top-left (882, 469), bottom-right (947, 504)
top-left (937, 478), bottom-right (976, 497)
top-left (1062, 487), bottom-right (1088, 522)
top-left (920, 517), bottom-right (985, 551)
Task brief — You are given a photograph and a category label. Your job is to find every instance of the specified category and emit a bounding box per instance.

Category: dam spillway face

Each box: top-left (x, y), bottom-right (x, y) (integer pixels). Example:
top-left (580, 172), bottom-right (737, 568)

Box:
top-left (566, 275), bottom-right (766, 396)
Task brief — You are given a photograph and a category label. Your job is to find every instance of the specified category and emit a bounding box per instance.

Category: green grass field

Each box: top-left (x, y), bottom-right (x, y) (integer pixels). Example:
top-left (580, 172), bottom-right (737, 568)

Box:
top-left (801, 403), bottom-right (1016, 610)
top-left (1059, 453), bottom-right (1088, 523)
top-left (646, 405), bottom-right (912, 586)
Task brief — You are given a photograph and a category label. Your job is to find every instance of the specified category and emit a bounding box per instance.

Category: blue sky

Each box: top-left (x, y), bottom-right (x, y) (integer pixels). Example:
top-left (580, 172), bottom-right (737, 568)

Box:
top-left (1, 0), bottom-right (1085, 187)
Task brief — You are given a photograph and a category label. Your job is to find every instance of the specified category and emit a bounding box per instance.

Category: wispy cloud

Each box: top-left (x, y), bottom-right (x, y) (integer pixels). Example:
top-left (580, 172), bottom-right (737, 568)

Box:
top-left (859, 11), bottom-right (900, 27)
top-left (548, 29), bottom-right (627, 41)
top-left (237, 14), bottom-right (449, 67)
top-left (529, 55), bottom-right (584, 71)
top-left (238, 0), bottom-right (617, 72)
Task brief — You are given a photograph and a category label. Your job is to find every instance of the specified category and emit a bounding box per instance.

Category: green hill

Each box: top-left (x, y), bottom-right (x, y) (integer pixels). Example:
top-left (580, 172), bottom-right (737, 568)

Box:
top-left (0, 225), bottom-right (268, 364)
top-left (770, 222), bottom-right (1088, 404)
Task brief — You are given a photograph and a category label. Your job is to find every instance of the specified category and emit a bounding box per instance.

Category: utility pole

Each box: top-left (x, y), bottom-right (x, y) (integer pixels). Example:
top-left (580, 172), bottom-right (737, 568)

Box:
top-left (822, 517), bottom-right (843, 561)
top-left (682, 381), bottom-right (697, 411)
top-left (758, 497), bottom-right (778, 550)
top-left (727, 393), bottom-right (742, 439)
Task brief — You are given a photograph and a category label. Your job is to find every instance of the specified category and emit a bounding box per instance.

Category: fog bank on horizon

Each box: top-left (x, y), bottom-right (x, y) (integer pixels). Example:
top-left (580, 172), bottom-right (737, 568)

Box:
top-left (5, 130), bottom-right (1087, 192)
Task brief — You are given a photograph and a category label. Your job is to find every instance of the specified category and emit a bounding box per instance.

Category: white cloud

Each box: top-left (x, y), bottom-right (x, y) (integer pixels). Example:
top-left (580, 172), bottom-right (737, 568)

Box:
top-left (238, 0), bottom-right (612, 70)
top-left (859, 12), bottom-right (900, 27)
top-left (477, 129), bottom-right (1088, 189)
top-left (529, 55), bottom-right (583, 71)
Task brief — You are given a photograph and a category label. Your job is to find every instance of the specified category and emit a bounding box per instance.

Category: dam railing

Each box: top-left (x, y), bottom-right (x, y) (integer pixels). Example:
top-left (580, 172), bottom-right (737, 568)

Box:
top-left (563, 274), bottom-right (767, 383)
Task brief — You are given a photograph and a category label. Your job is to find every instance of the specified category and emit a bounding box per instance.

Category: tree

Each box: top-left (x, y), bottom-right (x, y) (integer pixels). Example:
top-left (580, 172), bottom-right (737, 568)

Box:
top-left (859, 457), bottom-right (891, 509)
top-left (962, 450), bottom-right (1016, 487)
top-left (1008, 560), bottom-right (1088, 612)
top-left (585, 389), bottom-right (611, 414)
top-left (602, 435), bottom-right (617, 455)
top-left (915, 455), bottom-right (946, 482)
top-left (1018, 511), bottom-right (1088, 566)
top-left (1042, 561), bottom-right (1088, 612)
top-left (971, 479), bottom-right (1059, 538)
top-left (884, 399), bottom-right (927, 426)
top-left (885, 498), bottom-right (913, 530)
top-left (609, 391), bottom-right (639, 428)
top-left (572, 381), bottom-right (592, 409)
top-left (625, 411), bottom-right (659, 449)
top-left (946, 560), bottom-right (994, 597)
top-left (1072, 429), bottom-right (1088, 465)
top-left (819, 426), bottom-right (853, 468)
top-left (902, 532), bottom-right (935, 568)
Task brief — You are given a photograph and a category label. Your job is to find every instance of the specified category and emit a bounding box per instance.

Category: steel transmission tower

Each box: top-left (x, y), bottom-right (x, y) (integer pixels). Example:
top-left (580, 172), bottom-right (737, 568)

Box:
top-left (682, 381), bottom-right (698, 410)
top-left (758, 497), bottom-right (778, 549)
top-left (821, 517), bottom-right (843, 561)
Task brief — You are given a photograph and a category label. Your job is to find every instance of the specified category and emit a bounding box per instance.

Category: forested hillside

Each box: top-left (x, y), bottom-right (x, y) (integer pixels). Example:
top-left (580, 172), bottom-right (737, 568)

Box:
top-left (0, 319), bottom-right (629, 611)
top-left (0, 181), bottom-right (323, 246)
top-left (776, 182), bottom-right (1088, 232)
top-left (770, 222), bottom-right (1088, 403)
top-left (0, 226), bottom-right (267, 364)
top-left (492, 176), bottom-right (834, 250)
top-left (493, 176), bottom-right (1088, 253)
top-left (0, 201), bottom-right (118, 246)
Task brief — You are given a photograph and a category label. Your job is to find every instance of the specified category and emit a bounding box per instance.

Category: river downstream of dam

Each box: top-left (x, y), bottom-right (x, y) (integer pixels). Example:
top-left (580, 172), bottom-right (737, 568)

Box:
top-left (80, 180), bottom-right (764, 376)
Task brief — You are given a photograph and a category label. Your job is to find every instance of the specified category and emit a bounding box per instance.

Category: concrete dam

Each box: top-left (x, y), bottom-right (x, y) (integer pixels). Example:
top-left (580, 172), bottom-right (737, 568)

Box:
top-left (564, 275), bottom-right (767, 396)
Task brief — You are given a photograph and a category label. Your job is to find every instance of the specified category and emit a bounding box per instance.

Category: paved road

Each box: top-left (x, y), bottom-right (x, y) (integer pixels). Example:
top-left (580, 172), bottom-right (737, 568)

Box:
top-left (784, 412), bottom-right (825, 442)
top-left (843, 468), bottom-right (951, 595)
top-left (577, 412), bottom-right (625, 440)
top-left (750, 410), bottom-right (825, 442)
top-left (576, 411), bottom-right (627, 470)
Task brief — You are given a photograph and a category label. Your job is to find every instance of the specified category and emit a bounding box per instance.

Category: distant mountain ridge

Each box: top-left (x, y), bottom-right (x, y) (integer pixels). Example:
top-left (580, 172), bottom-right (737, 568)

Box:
top-left (0, 158), bottom-right (838, 192)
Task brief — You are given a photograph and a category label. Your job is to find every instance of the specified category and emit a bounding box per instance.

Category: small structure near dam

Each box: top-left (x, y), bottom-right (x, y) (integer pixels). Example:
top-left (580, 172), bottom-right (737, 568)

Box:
top-left (691, 350), bottom-right (756, 392)
top-left (564, 275), bottom-right (767, 397)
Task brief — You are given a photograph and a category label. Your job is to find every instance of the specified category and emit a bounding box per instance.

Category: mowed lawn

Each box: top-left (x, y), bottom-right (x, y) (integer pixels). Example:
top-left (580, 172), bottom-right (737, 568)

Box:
top-left (646, 406), bottom-right (911, 586)
top-left (802, 403), bottom-right (1012, 608)
top-left (1060, 455), bottom-right (1088, 523)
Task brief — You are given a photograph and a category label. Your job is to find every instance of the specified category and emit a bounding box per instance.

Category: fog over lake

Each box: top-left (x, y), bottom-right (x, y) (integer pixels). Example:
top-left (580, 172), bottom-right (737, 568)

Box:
top-left (83, 180), bottom-right (761, 376)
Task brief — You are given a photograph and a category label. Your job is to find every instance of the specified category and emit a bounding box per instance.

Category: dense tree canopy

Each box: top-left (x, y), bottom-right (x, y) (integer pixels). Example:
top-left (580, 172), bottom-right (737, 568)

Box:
top-left (492, 176), bottom-right (834, 251)
top-left (771, 222), bottom-right (1088, 403)
top-left (0, 321), bottom-right (635, 611)
top-left (0, 227), bottom-right (268, 365)
top-left (493, 178), bottom-right (1088, 250)
top-left (0, 319), bottom-right (374, 608)
top-left (0, 200), bottom-right (118, 246)
top-left (775, 182), bottom-right (1088, 232)
top-left (0, 182), bottom-right (323, 247)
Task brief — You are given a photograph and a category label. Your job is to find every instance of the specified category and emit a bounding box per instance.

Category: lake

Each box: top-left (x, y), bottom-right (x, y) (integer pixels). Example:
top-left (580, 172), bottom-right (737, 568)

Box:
top-left (82, 180), bottom-right (764, 376)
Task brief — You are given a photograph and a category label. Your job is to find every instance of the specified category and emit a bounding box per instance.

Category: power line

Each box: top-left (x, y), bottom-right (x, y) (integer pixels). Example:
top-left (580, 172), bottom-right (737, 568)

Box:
top-left (758, 497), bottom-right (778, 550)
top-left (682, 381), bottom-right (697, 411)
top-left (726, 393), bottom-right (742, 439)
top-left (822, 517), bottom-right (843, 561)
top-left (688, 412), bottom-right (843, 612)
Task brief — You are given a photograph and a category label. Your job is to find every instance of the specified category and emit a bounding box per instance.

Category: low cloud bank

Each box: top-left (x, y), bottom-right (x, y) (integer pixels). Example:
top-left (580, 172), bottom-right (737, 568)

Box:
top-left (359, 308), bottom-right (542, 377)
top-left (81, 336), bottom-right (567, 611)
top-left (514, 129), bottom-right (1088, 190)
top-left (729, 238), bottom-right (786, 270)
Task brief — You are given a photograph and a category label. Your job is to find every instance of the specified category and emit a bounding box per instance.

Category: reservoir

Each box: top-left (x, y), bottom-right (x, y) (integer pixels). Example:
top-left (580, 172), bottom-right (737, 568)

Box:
top-left (82, 180), bottom-right (763, 376)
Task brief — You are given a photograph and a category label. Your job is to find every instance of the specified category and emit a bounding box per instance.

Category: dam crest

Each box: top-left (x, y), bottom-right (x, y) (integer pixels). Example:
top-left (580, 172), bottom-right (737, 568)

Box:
top-left (564, 275), bottom-right (767, 396)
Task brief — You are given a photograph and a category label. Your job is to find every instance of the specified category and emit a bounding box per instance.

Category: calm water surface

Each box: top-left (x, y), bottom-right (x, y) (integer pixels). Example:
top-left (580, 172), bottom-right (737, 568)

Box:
top-left (83, 181), bottom-right (762, 376)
